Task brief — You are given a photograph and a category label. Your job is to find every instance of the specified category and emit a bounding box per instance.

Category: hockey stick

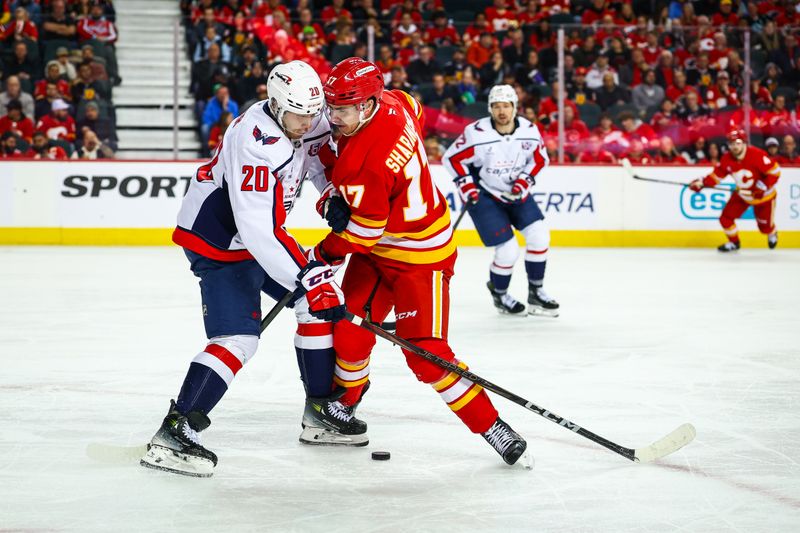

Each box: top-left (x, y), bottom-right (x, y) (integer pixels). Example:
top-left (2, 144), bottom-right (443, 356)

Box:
top-left (260, 290), bottom-right (297, 332)
top-left (346, 312), bottom-right (696, 463)
top-left (620, 158), bottom-right (730, 191)
top-left (452, 202), bottom-right (470, 231)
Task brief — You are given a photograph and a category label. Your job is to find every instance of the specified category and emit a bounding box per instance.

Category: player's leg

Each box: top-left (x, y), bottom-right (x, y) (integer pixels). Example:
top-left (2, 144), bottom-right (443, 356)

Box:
top-left (468, 195), bottom-right (525, 314)
top-left (394, 267), bottom-right (530, 466)
top-left (717, 195), bottom-right (749, 251)
top-left (753, 197), bottom-right (778, 249)
top-left (141, 251), bottom-right (264, 476)
top-left (513, 200), bottom-right (559, 316)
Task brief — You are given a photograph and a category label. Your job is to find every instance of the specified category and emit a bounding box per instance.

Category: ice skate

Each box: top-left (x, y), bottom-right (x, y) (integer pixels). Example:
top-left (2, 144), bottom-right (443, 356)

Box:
top-left (487, 281), bottom-right (526, 315)
top-left (482, 417), bottom-right (533, 468)
top-left (300, 387), bottom-right (369, 446)
top-left (528, 285), bottom-right (559, 317)
top-left (768, 233), bottom-right (778, 249)
top-left (717, 240), bottom-right (741, 252)
top-left (140, 400), bottom-right (217, 477)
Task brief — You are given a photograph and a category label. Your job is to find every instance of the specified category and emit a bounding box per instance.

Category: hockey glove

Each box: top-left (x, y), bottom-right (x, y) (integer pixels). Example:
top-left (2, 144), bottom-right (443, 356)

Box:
top-left (305, 244), bottom-right (345, 274)
top-left (688, 179), bottom-right (704, 192)
top-left (501, 175), bottom-right (533, 202)
top-left (455, 176), bottom-right (480, 205)
top-left (321, 195), bottom-right (351, 233)
top-left (296, 260), bottom-right (346, 322)
top-left (751, 181), bottom-right (767, 200)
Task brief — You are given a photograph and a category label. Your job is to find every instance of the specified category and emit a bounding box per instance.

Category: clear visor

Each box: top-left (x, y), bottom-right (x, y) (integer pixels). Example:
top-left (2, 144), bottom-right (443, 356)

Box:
top-left (325, 103), bottom-right (362, 127)
top-left (281, 110), bottom-right (315, 137)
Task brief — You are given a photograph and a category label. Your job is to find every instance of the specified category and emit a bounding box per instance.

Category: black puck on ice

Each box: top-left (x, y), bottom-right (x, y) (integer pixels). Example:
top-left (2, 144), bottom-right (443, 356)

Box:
top-left (371, 451), bottom-right (391, 461)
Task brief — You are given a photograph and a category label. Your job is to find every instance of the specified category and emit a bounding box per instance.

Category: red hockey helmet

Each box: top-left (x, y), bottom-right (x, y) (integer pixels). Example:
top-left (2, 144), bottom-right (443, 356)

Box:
top-left (323, 57), bottom-right (384, 106)
top-left (726, 127), bottom-right (747, 143)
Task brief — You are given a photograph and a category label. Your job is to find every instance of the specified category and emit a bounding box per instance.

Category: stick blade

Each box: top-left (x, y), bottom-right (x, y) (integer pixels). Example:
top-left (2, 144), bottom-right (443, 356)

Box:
top-left (634, 423), bottom-right (696, 463)
top-left (86, 442), bottom-right (148, 464)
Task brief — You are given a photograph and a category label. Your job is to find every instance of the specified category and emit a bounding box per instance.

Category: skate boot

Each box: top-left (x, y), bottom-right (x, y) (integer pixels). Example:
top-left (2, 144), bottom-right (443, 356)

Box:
top-left (487, 281), bottom-right (526, 315)
top-left (140, 400), bottom-right (217, 477)
top-left (528, 284), bottom-right (560, 317)
top-left (768, 232), bottom-right (778, 249)
top-left (300, 386), bottom-right (369, 446)
top-left (482, 417), bottom-right (533, 468)
top-left (717, 240), bottom-right (741, 252)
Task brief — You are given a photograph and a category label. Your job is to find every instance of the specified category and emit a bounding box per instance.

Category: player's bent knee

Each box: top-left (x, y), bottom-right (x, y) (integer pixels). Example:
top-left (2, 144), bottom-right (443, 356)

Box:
top-left (334, 319), bottom-right (376, 361)
top-left (521, 220), bottom-right (549, 250)
top-left (402, 338), bottom-right (455, 383)
top-left (493, 238), bottom-right (520, 267)
top-left (208, 334), bottom-right (258, 365)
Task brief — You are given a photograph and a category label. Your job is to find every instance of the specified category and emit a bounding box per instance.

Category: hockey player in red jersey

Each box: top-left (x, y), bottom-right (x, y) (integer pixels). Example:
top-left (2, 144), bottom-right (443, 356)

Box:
top-left (309, 57), bottom-right (531, 466)
top-left (690, 127), bottom-right (781, 252)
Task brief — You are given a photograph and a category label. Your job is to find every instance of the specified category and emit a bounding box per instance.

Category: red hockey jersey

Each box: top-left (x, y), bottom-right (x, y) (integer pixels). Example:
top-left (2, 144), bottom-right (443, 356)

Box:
top-left (703, 146), bottom-right (781, 205)
top-left (319, 90), bottom-right (455, 270)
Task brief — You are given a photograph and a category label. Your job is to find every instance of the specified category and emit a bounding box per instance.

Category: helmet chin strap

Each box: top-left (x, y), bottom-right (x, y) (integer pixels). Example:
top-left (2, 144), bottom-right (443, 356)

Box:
top-left (342, 100), bottom-right (381, 136)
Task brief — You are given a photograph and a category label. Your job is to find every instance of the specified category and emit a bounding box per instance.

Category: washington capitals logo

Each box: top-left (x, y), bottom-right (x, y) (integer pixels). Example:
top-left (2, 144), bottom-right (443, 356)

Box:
top-left (253, 126), bottom-right (280, 145)
top-left (274, 72), bottom-right (292, 84)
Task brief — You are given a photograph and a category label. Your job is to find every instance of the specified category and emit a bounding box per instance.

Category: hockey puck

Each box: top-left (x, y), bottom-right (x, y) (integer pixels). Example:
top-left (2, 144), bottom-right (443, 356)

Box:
top-left (371, 451), bottom-right (391, 461)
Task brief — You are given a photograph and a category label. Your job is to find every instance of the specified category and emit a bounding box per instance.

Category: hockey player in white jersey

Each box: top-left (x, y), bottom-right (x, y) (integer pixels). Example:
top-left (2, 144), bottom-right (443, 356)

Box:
top-left (141, 61), bottom-right (359, 478)
top-left (442, 84), bottom-right (559, 317)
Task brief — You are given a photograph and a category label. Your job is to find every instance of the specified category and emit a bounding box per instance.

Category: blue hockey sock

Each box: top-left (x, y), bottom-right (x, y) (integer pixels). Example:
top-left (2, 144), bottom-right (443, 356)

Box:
top-left (295, 323), bottom-right (335, 397)
top-left (489, 271), bottom-right (512, 293)
top-left (525, 260), bottom-right (546, 287)
top-left (175, 362), bottom-right (228, 415)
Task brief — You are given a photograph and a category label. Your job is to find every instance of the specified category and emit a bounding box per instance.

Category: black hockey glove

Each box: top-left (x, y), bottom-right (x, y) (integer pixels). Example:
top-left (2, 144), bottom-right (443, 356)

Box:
top-left (321, 195), bottom-right (351, 233)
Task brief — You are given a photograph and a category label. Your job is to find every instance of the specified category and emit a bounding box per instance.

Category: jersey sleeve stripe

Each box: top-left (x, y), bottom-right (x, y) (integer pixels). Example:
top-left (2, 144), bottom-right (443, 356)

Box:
top-left (345, 219), bottom-right (385, 238)
top-left (350, 213), bottom-right (388, 228)
top-left (340, 230), bottom-right (382, 247)
top-left (271, 179), bottom-right (307, 268)
top-left (372, 239), bottom-right (456, 264)
top-left (383, 212), bottom-right (451, 240)
top-left (446, 146), bottom-right (475, 177)
top-left (172, 227), bottom-right (255, 262)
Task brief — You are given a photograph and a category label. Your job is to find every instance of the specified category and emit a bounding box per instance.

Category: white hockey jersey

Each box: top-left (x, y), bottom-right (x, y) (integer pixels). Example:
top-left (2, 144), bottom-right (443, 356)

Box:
top-left (173, 101), bottom-right (331, 291)
top-left (441, 116), bottom-right (548, 202)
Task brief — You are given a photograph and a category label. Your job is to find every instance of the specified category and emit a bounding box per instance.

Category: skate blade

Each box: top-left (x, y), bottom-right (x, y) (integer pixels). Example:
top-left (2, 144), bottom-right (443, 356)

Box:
top-left (528, 306), bottom-right (559, 317)
top-left (495, 308), bottom-right (527, 316)
top-left (140, 445), bottom-right (214, 477)
top-left (299, 426), bottom-right (369, 447)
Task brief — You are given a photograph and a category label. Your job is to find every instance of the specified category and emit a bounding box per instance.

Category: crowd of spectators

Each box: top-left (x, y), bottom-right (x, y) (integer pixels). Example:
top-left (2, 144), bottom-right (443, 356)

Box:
top-left (0, 0), bottom-right (118, 160)
top-left (182, 0), bottom-right (800, 164)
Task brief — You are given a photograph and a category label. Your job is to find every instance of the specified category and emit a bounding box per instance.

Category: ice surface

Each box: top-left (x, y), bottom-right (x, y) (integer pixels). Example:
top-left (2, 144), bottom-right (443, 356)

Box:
top-left (1, 246), bottom-right (798, 532)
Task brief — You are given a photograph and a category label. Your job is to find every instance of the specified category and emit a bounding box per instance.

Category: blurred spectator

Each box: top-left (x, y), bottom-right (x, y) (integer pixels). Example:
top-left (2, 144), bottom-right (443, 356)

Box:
top-left (35, 61), bottom-right (72, 102)
top-left (443, 48), bottom-right (468, 82)
top-left (5, 41), bottom-right (38, 81)
top-left (420, 73), bottom-right (460, 108)
top-left (538, 80), bottom-right (577, 125)
top-left (592, 112), bottom-right (617, 138)
top-left (593, 72), bottom-right (628, 111)
top-left (755, 21), bottom-right (781, 54)
top-left (71, 61), bottom-right (104, 103)
top-left (392, 12), bottom-right (419, 47)
top-left (77, 1), bottom-right (117, 43)
top-left (192, 44), bottom-right (231, 102)
top-left (387, 65), bottom-right (412, 92)
top-left (605, 36), bottom-right (631, 72)
top-left (320, 0), bottom-right (351, 27)
top-left (761, 63), bottom-right (782, 93)
top-left (26, 130), bottom-right (69, 159)
top-left (479, 51), bottom-right (511, 96)
top-left (426, 98), bottom-right (470, 142)
top-left (617, 111), bottom-right (658, 153)
top-left (0, 76), bottom-right (34, 117)
top-left (3, 7), bottom-right (39, 42)
top-left (705, 70), bottom-right (739, 109)
top-left (201, 84), bottom-right (239, 149)
top-left (573, 35), bottom-right (601, 69)
top-left (632, 70), bottom-right (665, 111)
top-left (650, 99), bottom-right (680, 135)
top-left (666, 70), bottom-right (699, 105)
top-left (208, 111), bottom-right (232, 154)
top-left (502, 29), bottom-right (528, 69)
top-left (763, 94), bottom-right (793, 137)
top-left (677, 90), bottom-right (711, 122)
top-left (619, 48), bottom-right (649, 88)
top-left (712, 0), bottom-right (739, 28)
top-left (696, 141), bottom-right (722, 165)
top-left (686, 53), bottom-right (713, 89)
top-left (76, 128), bottom-right (114, 159)
top-left (425, 11), bottom-right (459, 47)
top-left (463, 13), bottom-right (491, 46)
top-left (0, 99), bottom-right (34, 142)
top-left (423, 136), bottom-right (443, 164)
top-left (546, 105), bottom-right (589, 154)
top-left (193, 6), bottom-right (225, 49)
top-left (764, 137), bottom-right (781, 162)
top-left (1, 131), bottom-right (24, 158)
top-left (485, 0), bottom-right (516, 32)
top-left (356, 15), bottom-right (388, 48)
top-left (235, 60), bottom-right (266, 105)
top-left (682, 136), bottom-right (711, 164)
top-left (195, 26), bottom-right (231, 62)
top-left (76, 100), bottom-right (116, 150)
top-left (778, 134), bottom-right (800, 164)
top-left (528, 18), bottom-right (555, 50)
top-left (36, 98), bottom-right (76, 142)
top-left (80, 44), bottom-right (109, 81)
top-left (567, 67), bottom-right (592, 105)
top-left (585, 53), bottom-right (618, 90)
top-left (622, 139), bottom-right (652, 165)
top-left (654, 50), bottom-right (675, 88)
top-left (581, 0), bottom-right (608, 25)
top-left (42, 0), bottom-right (77, 42)
top-left (242, 83), bottom-right (268, 112)
top-left (653, 137), bottom-right (688, 164)
top-left (406, 46), bottom-right (441, 85)
top-left (455, 66), bottom-right (479, 106)
top-left (575, 135), bottom-right (616, 163)
top-left (55, 47), bottom-right (78, 81)
top-left (34, 82), bottom-right (64, 120)
top-left (233, 46), bottom-right (258, 79)
top-left (515, 50), bottom-right (546, 91)
top-left (751, 78), bottom-right (773, 108)
top-left (467, 33), bottom-right (497, 70)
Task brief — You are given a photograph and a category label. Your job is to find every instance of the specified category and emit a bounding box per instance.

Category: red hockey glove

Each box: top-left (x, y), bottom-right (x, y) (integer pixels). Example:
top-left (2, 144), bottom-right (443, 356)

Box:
top-left (305, 245), bottom-right (345, 274)
top-left (455, 176), bottom-right (480, 205)
top-left (501, 175), bottom-right (533, 202)
top-left (689, 179), bottom-right (704, 192)
top-left (296, 260), bottom-right (346, 322)
top-left (751, 182), bottom-right (767, 200)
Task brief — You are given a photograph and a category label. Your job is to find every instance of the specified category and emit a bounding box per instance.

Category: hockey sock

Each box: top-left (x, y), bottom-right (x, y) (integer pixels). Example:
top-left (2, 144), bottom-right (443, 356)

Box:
top-left (489, 271), bottom-right (512, 292)
top-left (175, 362), bottom-right (228, 416)
top-left (525, 259), bottom-right (546, 287)
top-left (295, 323), bottom-right (336, 397)
top-left (334, 356), bottom-right (370, 405)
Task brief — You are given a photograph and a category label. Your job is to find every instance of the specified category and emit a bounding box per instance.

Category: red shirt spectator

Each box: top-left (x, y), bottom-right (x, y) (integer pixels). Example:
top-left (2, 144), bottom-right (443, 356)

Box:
top-left (26, 132), bottom-right (69, 160)
top-left (320, 0), bottom-right (351, 26)
top-left (762, 95), bottom-right (794, 137)
top-left (546, 106), bottom-right (590, 154)
top-left (666, 71), bottom-right (701, 104)
top-left (466, 33), bottom-right (498, 69)
top-left (541, 0), bottom-right (572, 14)
top-left (464, 14), bottom-right (491, 44)
top-left (485, 0), bottom-right (517, 32)
top-left (705, 72), bottom-right (739, 109)
top-left (623, 140), bottom-right (653, 164)
top-left (538, 89), bottom-right (578, 125)
top-left (254, 0), bottom-right (290, 19)
top-left (425, 12), bottom-right (460, 46)
top-left (575, 136), bottom-right (616, 163)
top-left (36, 99), bottom-right (76, 142)
top-left (711, 0), bottom-right (739, 27)
top-left (391, 2), bottom-right (424, 27)
top-left (77, 3), bottom-right (117, 43)
top-left (653, 137), bottom-right (688, 164)
top-left (0, 101), bottom-right (35, 143)
top-left (35, 62), bottom-right (72, 103)
top-left (2, 7), bottom-right (39, 42)
top-left (1, 132), bottom-right (25, 158)
top-left (581, 0), bottom-right (612, 25)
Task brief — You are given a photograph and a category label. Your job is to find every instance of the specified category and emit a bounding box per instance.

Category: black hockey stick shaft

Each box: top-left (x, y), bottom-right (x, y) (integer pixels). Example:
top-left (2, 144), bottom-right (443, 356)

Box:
top-left (345, 312), bottom-right (637, 461)
top-left (260, 290), bottom-right (296, 333)
top-left (452, 202), bottom-right (470, 231)
top-left (631, 174), bottom-right (730, 192)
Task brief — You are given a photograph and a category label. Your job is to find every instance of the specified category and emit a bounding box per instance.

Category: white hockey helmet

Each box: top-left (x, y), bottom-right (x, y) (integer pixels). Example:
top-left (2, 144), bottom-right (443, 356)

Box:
top-left (487, 84), bottom-right (518, 115)
top-left (267, 60), bottom-right (324, 131)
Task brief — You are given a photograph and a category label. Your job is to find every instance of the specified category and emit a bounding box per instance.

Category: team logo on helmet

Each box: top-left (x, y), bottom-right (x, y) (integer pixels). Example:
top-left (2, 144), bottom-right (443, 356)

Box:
top-left (253, 125), bottom-right (280, 145)
top-left (274, 72), bottom-right (292, 84)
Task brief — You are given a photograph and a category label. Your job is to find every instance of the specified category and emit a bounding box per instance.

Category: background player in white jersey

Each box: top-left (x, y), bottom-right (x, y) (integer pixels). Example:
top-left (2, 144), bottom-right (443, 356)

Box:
top-left (140, 61), bottom-right (351, 478)
top-left (442, 85), bottom-right (559, 317)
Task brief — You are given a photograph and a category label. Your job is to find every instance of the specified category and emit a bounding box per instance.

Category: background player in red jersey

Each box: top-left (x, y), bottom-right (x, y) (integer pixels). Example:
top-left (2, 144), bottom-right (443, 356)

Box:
top-left (690, 128), bottom-right (781, 252)
top-left (311, 57), bottom-right (531, 466)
